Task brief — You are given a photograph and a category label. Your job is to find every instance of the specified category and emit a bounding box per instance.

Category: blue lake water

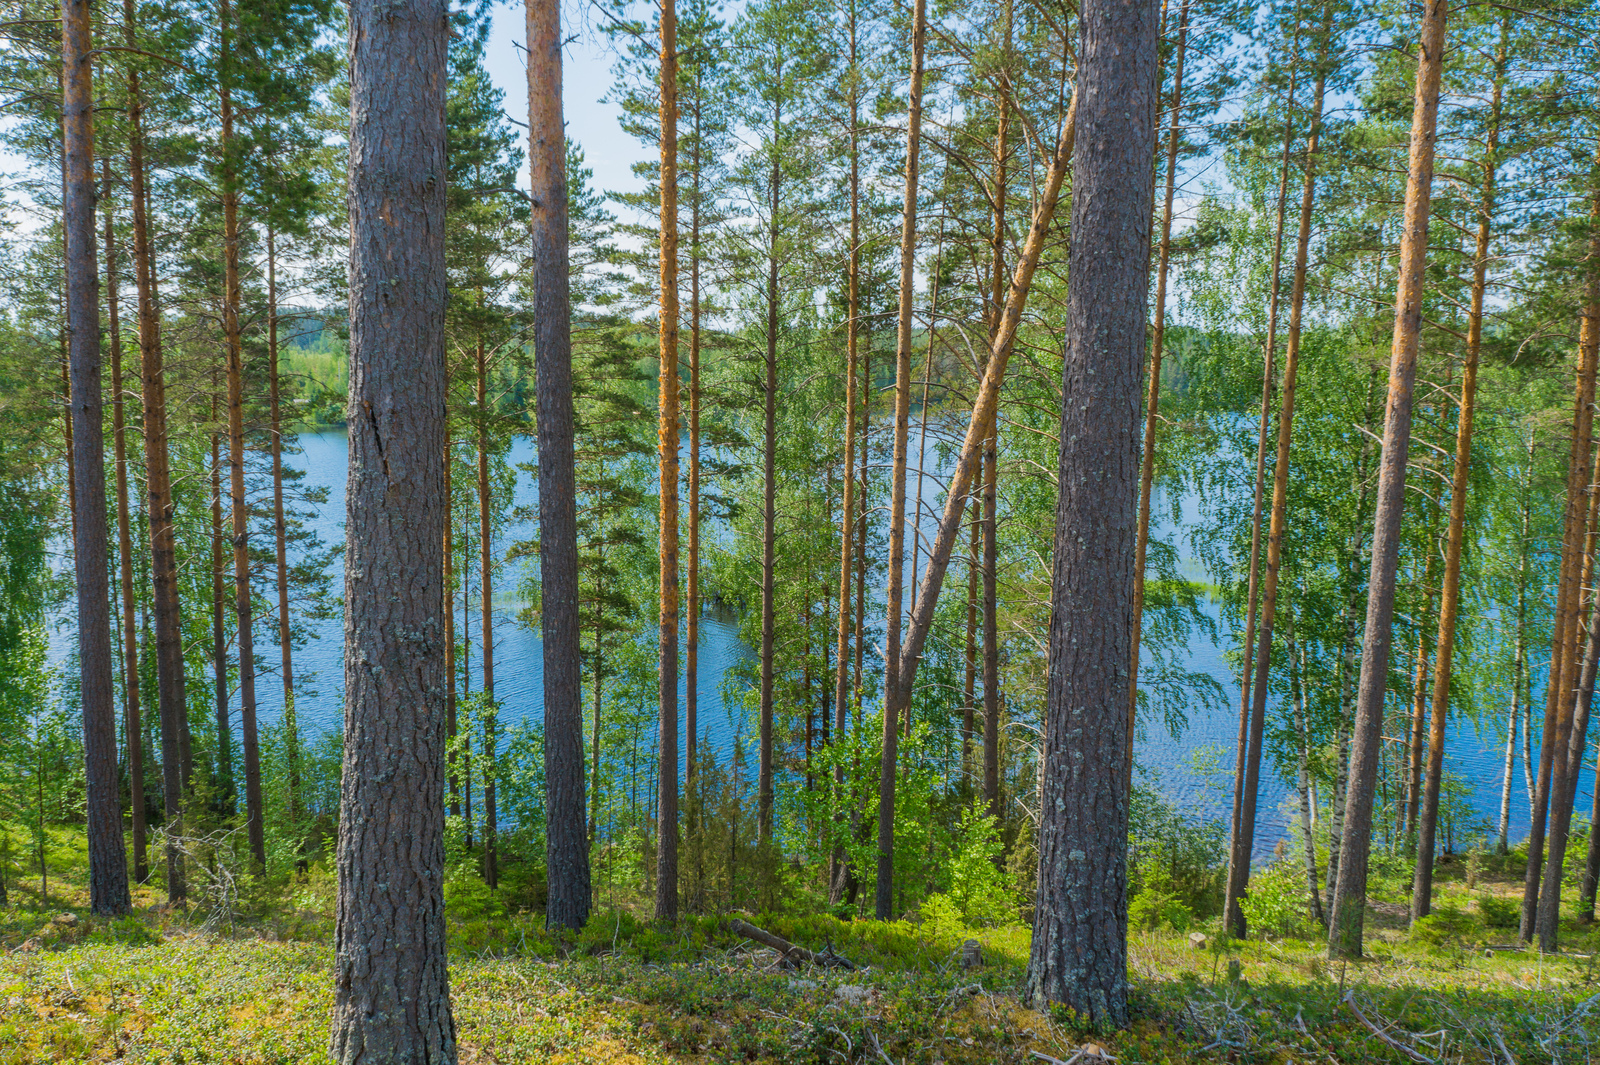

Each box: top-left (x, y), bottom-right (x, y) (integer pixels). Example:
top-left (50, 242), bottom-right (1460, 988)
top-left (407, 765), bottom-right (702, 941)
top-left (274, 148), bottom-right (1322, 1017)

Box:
top-left (48, 428), bottom-right (1592, 860)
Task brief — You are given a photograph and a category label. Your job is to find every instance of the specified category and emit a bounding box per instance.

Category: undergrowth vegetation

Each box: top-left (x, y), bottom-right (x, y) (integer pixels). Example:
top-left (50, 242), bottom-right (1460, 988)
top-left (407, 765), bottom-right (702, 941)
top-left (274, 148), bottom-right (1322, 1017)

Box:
top-left (3, 825), bottom-right (1598, 1064)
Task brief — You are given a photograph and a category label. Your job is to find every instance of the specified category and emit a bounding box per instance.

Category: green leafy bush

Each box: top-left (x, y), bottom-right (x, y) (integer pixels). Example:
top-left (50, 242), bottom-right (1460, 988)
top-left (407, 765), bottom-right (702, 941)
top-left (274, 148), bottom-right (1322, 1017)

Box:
top-left (1239, 862), bottom-right (1307, 938)
top-left (943, 800), bottom-right (1016, 927)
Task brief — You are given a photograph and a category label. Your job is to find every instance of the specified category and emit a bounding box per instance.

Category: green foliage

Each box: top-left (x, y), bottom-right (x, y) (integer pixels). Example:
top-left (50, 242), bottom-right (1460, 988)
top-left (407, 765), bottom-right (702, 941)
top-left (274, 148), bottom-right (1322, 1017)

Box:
top-left (942, 800), bottom-right (1016, 928)
top-left (1478, 894), bottom-right (1519, 929)
top-left (1238, 862), bottom-right (1308, 939)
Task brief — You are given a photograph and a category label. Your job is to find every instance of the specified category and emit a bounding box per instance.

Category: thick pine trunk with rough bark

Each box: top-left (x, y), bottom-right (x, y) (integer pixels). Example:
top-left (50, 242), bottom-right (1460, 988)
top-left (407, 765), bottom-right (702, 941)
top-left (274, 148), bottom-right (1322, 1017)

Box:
top-left (1023, 0), bottom-right (1156, 1023)
top-left (1328, 0), bottom-right (1447, 960)
top-left (331, 0), bottom-right (456, 1057)
top-left (527, 0), bottom-right (590, 930)
top-left (656, 0), bottom-right (681, 920)
top-left (62, 0), bottom-right (132, 916)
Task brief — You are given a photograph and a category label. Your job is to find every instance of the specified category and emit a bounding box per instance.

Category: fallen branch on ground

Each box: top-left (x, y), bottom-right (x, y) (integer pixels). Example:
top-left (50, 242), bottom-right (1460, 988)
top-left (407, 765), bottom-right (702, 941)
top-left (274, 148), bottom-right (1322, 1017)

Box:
top-left (1342, 991), bottom-right (1436, 1064)
top-left (727, 919), bottom-right (856, 970)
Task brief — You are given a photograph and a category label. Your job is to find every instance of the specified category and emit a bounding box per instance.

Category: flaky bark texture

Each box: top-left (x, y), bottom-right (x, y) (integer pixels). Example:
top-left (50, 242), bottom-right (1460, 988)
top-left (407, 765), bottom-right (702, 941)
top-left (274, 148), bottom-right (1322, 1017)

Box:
top-left (1329, 0), bottom-right (1447, 961)
top-left (527, 0), bottom-right (591, 931)
top-left (62, 0), bottom-right (131, 917)
top-left (332, 0), bottom-right (456, 1058)
top-left (1023, 0), bottom-right (1157, 1024)
top-left (657, 0), bottom-right (681, 921)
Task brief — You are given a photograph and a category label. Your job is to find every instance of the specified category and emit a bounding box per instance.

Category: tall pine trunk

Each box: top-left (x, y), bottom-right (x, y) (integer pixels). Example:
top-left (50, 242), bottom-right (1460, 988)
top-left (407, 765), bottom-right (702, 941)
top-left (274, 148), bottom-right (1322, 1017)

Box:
top-left (476, 336), bottom-right (497, 890)
top-left (1226, 42), bottom-right (1326, 939)
top-left (1228, 42), bottom-right (1298, 878)
top-left (656, 0), bottom-right (682, 919)
top-left (126, 0), bottom-right (187, 902)
top-left (877, 0), bottom-right (927, 919)
top-left (104, 162), bottom-right (148, 885)
top-left (211, 385), bottom-right (233, 816)
top-left (217, 2), bottom-right (265, 870)
top-left (62, 0), bottom-right (131, 915)
top-left (1328, 0), bottom-right (1447, 960)
top-left (758, 79), bottom-right (782, 848)
top-left (331, 0), bottom-right (455, 1054)
top-left (527, 0), bottom-right (591, 929)
top-left (1534, 179), bottom-right (1600, 950)
top-left (830, 1), bottom-right (862, 903)
top-left (1023, 0), bottom-right (1157, 1021)
top-left (267, 228), bottom-right (300, 830)
top-left (1129, 0), bottom-right (1190, 771)
top-left (1412, 32), bottom-right (1504, 915)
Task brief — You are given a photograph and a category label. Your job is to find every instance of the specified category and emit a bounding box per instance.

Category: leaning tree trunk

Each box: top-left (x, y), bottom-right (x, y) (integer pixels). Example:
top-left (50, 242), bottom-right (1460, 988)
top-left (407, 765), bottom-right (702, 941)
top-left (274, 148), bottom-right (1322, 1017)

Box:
top-left (125, 0), bottom-right (187, 902)
top-left (1225, 45), bottom-right (1325, 939)
top-left (62, 0), bottom-right (131, 916)
top-left (655, 0), bottom-right (681, 922)
top-left (1023, 0), bottom-right (1157, 1024)
top-left (1412, 37), bottom-right (1503, 918)
top-left (1128, 0), bottom-right (1190, 775)
top-left (526, 0), bottom-right (591, 930)
top-left (876, 0), bottom-right (927, 920)
top-left (891, 89), bottom-right (1079, 717)
top-left (104, 161), bottom-right (148, 885)
top-left (331, 0), bottom-right (456, 1057)
top-left (1328, 0), bottom-right (1447, 961)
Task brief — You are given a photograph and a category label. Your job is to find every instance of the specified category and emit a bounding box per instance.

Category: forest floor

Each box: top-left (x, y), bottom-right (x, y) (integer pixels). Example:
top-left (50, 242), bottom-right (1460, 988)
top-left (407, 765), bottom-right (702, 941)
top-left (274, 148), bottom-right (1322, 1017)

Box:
top-left (1, 834), bottom-right (1598, 1063)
